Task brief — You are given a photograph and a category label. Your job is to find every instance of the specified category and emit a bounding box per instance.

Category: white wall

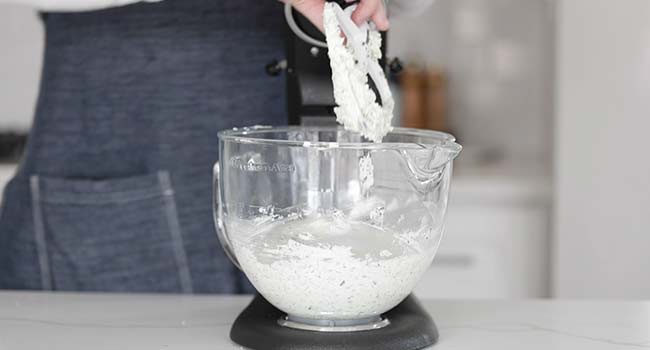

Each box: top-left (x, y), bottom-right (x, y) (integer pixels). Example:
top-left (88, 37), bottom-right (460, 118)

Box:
top-left (0, 5), bottom-right (43, 131)
top-left (388, 0), bottom-right (451, 67)
top-left (554, 0), bottom-right (650, 298)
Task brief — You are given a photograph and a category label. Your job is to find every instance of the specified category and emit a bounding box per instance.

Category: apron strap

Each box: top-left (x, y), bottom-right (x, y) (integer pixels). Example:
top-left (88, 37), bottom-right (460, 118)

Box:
top-left (158, 171), bottom-right (194, 294)
top-left (29, 175), bottom-right (53, 291)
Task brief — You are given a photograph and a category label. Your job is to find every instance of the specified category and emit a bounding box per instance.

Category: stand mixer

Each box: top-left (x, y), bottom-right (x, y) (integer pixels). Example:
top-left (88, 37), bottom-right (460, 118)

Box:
top-left (216, 2), bottom-right (461, 349)
top-left (214, 126), bottom-right (460, 350)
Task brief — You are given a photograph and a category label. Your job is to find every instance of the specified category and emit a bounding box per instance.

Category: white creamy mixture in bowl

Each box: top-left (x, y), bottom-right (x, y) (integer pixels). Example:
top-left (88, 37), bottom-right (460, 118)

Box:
top-left (232, 211), bottom-right (439, 320)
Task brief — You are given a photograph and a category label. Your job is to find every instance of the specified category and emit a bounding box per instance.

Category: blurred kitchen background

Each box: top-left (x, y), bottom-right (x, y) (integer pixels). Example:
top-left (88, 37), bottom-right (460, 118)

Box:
top-left (1, 0), bottom-right (649, 299)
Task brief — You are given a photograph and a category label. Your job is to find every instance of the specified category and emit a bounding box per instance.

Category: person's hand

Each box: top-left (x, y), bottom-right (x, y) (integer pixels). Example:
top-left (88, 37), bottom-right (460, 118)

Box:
top-left (280, 0), bottom-right (390, 32)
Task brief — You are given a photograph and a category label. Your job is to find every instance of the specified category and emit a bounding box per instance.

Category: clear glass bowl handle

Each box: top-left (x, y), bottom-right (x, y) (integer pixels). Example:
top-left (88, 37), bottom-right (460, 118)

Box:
top-left (212, 162), bottom-right (241, 269)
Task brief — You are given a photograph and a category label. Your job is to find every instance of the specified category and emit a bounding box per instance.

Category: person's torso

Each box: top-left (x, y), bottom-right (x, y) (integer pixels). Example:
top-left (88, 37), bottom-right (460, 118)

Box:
top-left (0, 0), bottom-right (287, 294)
top-left (26, 0), bottom-right (287, 178)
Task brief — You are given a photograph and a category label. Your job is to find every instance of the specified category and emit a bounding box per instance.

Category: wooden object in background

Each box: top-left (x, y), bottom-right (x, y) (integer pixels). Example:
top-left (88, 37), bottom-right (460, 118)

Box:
top-left (425, 69), bottom-right (447, 132)
top-left (399, 67), bottom-right (426, 128)
top-left (399, 66), bottom-right (447, 132)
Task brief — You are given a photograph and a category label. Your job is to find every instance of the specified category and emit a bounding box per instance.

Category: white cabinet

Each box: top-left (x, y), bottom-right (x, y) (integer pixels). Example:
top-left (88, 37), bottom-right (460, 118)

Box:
top-left (415, 172), bottom-right (551, 298)
top-left (0, 164), bottom-right (17, 198)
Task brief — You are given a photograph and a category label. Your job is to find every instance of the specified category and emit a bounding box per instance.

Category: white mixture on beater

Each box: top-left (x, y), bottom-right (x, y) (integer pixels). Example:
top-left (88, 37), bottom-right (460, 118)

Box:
top-left (323, 2), bottom-right (394, 142)
top-left (232, 214), bottom-right (434, 320)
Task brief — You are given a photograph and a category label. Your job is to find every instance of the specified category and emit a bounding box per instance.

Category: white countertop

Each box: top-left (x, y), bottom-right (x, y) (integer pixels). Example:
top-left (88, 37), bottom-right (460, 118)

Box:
top-left (0, 292), bottom-right (647, 350)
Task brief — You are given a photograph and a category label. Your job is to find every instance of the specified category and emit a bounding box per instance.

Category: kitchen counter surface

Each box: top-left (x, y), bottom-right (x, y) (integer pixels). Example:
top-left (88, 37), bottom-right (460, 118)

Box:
top-left (0, 292), bottom-right (648, 349)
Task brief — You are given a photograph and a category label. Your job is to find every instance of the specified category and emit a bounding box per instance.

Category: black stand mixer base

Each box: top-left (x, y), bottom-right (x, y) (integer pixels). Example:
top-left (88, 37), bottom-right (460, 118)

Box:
top-left (230, 294), bottom-right (438, 350)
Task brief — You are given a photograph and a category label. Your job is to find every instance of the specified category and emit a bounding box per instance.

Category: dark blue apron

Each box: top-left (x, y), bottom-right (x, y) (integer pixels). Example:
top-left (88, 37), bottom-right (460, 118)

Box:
top-left (0, 0), bottom-right (287, 293)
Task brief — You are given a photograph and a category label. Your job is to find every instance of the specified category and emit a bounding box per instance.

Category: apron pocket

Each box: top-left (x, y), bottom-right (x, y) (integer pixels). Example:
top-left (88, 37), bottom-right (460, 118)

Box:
top-left (30, 171), bottom-right (193, 293)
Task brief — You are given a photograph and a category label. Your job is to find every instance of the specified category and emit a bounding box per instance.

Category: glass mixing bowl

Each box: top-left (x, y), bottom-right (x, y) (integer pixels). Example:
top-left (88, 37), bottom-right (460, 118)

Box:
top-left (213, 126), bottom-right (461, 331)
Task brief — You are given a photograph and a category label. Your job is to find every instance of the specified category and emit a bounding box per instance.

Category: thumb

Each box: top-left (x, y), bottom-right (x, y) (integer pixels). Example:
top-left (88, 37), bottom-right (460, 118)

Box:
top-left (351, 0), bottom-right (389, 30)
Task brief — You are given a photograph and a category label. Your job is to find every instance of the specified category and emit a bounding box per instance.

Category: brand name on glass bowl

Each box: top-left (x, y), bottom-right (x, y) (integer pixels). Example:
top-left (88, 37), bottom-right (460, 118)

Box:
top-left (230, 158), bottom-right (296, 173)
